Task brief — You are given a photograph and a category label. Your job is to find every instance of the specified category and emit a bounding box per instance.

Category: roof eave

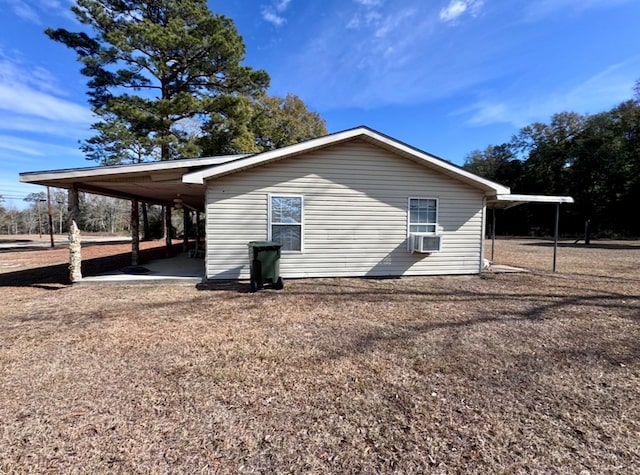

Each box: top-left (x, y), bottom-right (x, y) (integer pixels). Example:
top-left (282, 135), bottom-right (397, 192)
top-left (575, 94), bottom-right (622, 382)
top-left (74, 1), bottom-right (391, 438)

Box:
top-left (20, 155), bottom-right (249, 186)
top-left (183, 127), bottom-right (511, 195)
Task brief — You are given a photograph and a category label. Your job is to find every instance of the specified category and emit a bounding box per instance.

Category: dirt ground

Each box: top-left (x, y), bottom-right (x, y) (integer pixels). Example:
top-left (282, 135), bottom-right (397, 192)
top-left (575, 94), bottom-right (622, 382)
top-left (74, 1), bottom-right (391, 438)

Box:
top-left (0, 237), bottom-right (638, 473)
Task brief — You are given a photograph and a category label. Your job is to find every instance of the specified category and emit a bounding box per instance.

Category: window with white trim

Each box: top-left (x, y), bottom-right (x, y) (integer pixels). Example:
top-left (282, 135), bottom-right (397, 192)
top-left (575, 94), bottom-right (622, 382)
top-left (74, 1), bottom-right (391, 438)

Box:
top-left (408, 197), bottom-right (438, 233)
top-left (269, 195), bottom-right (303, 252)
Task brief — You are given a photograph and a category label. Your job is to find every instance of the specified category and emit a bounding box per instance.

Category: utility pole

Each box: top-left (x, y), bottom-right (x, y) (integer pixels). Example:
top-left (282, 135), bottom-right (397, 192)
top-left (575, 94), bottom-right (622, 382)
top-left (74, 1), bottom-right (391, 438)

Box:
top-left (552, 203), bottom-right (560, 273)
top-left (37, 199), bottom-right (45, 237)
top-left (57, 196), bottom-right (65, 234)
top-left (47, 187), bottom-right (55, 247)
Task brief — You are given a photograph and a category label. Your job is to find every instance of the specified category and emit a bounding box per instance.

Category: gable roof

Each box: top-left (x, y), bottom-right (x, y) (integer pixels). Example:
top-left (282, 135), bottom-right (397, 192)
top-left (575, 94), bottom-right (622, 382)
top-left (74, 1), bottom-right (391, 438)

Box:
top-left (20, 126), bottom-right (519, 211)
top-left (182, 126), bottom-right (511, 196)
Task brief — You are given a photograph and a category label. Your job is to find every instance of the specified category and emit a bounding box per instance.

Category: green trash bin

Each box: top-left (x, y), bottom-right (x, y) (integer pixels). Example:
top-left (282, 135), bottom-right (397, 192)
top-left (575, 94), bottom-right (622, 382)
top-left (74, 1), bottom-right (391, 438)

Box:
top-left (248, 241), bottom-right (284, 292)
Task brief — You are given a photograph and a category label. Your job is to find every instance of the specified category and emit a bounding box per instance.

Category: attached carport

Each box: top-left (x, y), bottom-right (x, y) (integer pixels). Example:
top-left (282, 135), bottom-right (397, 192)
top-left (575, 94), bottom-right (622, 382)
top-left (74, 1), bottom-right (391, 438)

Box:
top-left (486, 194), bottom-right (575, 272)
top-left (19, 155), bottom-right (248, 270)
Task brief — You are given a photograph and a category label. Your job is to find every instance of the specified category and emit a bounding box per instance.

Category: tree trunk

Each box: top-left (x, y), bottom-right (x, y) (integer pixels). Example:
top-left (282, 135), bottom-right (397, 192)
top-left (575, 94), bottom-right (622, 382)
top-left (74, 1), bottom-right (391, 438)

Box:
top-left (68, 186), bottom-right (80, 230)
top-left (47, 187), bottom-right (54, 248)
top-left (131, 199), bottom-right (140, 266)
top-left (164, 205), bottom-right (173, 256)
top-left (142, 202), bottom-right (150, 241)
top-left (585, 219), bottom-right (591, 245)
top-left (195, 210), bottom-right (202, 255)
top-left (183, 209), bottom-right (190, 253)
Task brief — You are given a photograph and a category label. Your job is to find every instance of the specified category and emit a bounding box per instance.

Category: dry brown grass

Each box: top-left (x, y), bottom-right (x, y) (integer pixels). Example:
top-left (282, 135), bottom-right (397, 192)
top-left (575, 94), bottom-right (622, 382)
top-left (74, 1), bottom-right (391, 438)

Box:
top-left (0, 238), bottom-right (639, 473)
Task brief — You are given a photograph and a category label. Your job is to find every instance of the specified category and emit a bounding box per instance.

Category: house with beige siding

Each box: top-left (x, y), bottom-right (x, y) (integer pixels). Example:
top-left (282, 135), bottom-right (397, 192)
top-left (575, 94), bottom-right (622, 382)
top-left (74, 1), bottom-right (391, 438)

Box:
top-left (183, 127), bottom-right (510, 280)
top-left (22, 126), bottom-right (573, 281)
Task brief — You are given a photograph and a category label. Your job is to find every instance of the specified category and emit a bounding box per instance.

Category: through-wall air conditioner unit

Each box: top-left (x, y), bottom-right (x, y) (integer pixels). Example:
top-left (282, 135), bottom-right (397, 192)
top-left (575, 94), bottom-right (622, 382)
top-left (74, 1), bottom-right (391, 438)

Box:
top-left (410, 233), bottom-right (442, 253)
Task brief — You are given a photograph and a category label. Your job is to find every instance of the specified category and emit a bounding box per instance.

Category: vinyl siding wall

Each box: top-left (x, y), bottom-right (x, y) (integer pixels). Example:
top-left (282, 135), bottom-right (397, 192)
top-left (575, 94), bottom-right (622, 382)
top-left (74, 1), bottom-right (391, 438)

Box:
top-left (205, 140), bottom-right (485, 279)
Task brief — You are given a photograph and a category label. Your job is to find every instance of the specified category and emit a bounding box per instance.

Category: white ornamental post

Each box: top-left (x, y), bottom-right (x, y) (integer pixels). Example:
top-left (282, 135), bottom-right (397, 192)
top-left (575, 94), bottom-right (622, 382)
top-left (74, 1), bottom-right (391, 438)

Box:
top-left (69, 220), bottom-right (82, 283)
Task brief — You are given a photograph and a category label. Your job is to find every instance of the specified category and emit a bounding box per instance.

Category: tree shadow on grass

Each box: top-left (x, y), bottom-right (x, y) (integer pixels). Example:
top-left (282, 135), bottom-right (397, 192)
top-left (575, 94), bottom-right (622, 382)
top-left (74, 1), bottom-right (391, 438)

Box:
top-left (303, 287), bottom-right (640, 364)
top-left (197, 277), bottom-right (640, 367)
top-left (0, 245), bottom-right (181, 288)
top-left (279, 277), bottom-right (640, 325)
top-left (522, 241), bottom-right (640, 250)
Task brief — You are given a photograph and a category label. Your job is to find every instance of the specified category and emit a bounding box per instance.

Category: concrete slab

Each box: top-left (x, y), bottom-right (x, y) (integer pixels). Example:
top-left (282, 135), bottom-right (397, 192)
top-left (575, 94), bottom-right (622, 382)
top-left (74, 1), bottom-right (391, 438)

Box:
top-left (78, 254), bottom-right (528, 284)
top-left (80, 253), bottom-right (204, 284)
top-left (486, 264), bottom-right (530, 273)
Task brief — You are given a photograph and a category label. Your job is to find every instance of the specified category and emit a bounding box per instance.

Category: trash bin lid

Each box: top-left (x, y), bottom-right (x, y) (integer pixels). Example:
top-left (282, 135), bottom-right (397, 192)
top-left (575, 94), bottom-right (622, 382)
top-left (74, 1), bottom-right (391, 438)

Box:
top-left (248, 240), bottom-right (282, 249)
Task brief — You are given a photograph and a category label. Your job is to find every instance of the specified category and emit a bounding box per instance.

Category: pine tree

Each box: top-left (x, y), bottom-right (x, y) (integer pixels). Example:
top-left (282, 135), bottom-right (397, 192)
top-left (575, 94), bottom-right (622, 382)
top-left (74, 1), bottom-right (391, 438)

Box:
top-left (47, 0), bottom-right (270, 163)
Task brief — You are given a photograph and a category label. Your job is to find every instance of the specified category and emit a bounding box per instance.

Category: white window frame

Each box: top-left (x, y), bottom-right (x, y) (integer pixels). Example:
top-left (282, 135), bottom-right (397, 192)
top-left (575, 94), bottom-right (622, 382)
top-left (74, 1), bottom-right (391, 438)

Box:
top-left (407, 197), bottom-right (439, 250)
top-left (268, 193), bottom-right (304, 253)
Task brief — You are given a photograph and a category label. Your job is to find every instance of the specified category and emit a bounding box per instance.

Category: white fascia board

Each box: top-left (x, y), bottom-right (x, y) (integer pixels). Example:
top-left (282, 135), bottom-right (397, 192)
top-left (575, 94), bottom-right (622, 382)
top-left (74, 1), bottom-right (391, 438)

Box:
top-left (20, 155), bottom-right (248, 184)
top-left (183, 126), bottom-right (511, 195)
top-left (487, 194), bottom-right (574, 209)
top-left (493, 194), bottom-right (575, 204)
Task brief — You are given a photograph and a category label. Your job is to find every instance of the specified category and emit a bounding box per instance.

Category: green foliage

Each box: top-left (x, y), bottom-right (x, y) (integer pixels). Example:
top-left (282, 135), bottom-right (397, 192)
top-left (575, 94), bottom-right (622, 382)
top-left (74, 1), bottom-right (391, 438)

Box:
top-left (23, 192), bottom-right (47, 204)
top-left (199, 93), bottom-right (328, 155)
top-left (463, 143), bottom-right (522, 190)
top-left (464, 94), bottom-right (640, 236)
top-left (197, 94), bottom-right (261, 155)
top-left (569, 101), bottom-right (640, 235)
top-left (47, 0), bottom-right (270, 163)
top-left (251, 94), bottom-right (328, 151)
top-left (80, 111), bottom-right (158, 165)
top-left (513, 112), bottom-right (585, 195)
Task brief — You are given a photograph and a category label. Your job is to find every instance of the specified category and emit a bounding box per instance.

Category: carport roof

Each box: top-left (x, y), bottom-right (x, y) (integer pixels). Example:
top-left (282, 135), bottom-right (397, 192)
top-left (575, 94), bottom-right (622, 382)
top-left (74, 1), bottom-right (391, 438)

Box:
top-left (19, 154), bottom-right (249, 211)
top-left (487, 194), bottom-right (575, 209)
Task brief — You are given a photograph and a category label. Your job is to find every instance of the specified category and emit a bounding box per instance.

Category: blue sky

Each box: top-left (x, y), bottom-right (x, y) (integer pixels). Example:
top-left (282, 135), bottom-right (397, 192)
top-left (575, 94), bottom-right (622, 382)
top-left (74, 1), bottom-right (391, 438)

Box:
top-left (1, 0), bottom-right (639, 208)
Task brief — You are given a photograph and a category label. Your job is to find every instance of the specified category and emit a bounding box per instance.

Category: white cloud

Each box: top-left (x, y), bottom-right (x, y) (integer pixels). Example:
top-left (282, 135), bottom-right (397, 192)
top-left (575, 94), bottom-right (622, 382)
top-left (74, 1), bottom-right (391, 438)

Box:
top-left (374, 9), bottom-right (415, 38)
top-left (0, 113), bottom-right (89, 138)
top-left (272, 0), bottom-right (505, 109)
top-left (347, 10), bottom-right (382, 30)
top-left (439, 1), bottom-right (467, 22)
top-left (0, 135), bottom-right (83, 160)
top-left (460, 62), bottom-right (638, 127)
top-left (348, 0), bottom-right (390, 31)
top-left (0, 52), bottom-right (92, 179)
top-left (354, 0), bottom-right (384, 6)
top-left (275, 0), bottom-right (291, 11)
top-left (0, 58), bottom-right (92, 124)
top-left (268, 0), bottom-right (637, 117)
top-left (262, 9), bottom-right (285, 26)
top-left (0, 135), bottom-right (43, 156)
top-left (261, 0), bottom-right (293, 26)
top-left (439, 0), bottom-right (484, 24)
top-left (11, 2), bottom-right (41, 23)
top-left (346, 0), bottom-right (414, 40)
top-left (0, 0), bottom-right (68, 24)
